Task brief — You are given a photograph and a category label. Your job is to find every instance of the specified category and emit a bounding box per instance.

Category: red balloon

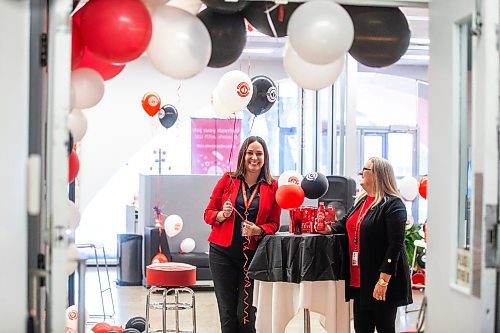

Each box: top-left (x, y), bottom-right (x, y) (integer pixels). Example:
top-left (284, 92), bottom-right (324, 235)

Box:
top-left (141, 92), bottom-right (161, 117)
top-left (151, 252), bottom-right (168, 264)
top-left (68, 150), bottom-right (80, 183)
top-left (92, 322), bottom-right (111, 333)
top-left (71, 23), bottom-right (84, 70)
top-left (108, 325), bottom-right (123, 333)
top-left (79, 0), bottom-right (152, 63)
top-left (76, 48), bottom-right (126, 81)
top-left (276, 185), bottom-right (305, 210)
top-left (418, 177), bottom-right (428, 199)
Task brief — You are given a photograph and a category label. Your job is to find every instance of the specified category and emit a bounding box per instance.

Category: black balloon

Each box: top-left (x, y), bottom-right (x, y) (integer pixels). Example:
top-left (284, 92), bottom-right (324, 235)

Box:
top-left (125, 316), bottom-right (146, 332)
top-left (202, 0), bottom-right (248, 14)
top-left (247, 75), bottom-right (277, 116)
top-left (198, 9), bottom-right (247, 68)
top-left (158, 104), bottom-right (178, 129)
top-left (344, 6), bottom-right (411, 68)
top-left (244, 2), bottom-right (302, 37)
top-left (301, 172), bottom-right (329, 199)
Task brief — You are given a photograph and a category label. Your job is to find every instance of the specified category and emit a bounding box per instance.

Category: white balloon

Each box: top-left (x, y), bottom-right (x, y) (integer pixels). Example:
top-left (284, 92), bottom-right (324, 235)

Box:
top-left (180, 238), bottom-right (196, 253)
top-left (142, 0), bottom-right (167, 9)
top-left (165, 214), bottom-right (183, 237)
top-left (216, 70), bottom-right (253, 113)
top-left (278, 171), bottom-right (303, 187)
top-left (65, 304), bottom-right (89, 331)
top-left (167, 0), bottom-right (202, 15)
top-left (68, 200), bottom-right (81, 231)
top-left (71, 68), bottom-right (105, 109)
top-left (283, 41), bottom-right (345, 90)
top-left (68, 109), bottom-right (87, 142)
top-left (399, 176), bottom-right (419, 201)
top-left (288, 0), bottom-right (354, 65)
top-left (212, 88), bottom-right (234, 118)
top-left (67, 244), bottom-right (80, 275)
top-left (147, 6), bottom-right (211, 79)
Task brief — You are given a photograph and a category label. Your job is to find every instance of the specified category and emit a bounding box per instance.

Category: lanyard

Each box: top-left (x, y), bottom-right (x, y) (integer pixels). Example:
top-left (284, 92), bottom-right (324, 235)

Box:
top-left (241, 181), bottom-right (259, 221)
top-left (353, 197), bottom-right (372, 251)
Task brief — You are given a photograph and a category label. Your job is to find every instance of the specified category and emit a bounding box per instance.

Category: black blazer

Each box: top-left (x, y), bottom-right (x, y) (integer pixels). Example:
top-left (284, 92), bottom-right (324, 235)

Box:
top-left (331, 195), bottom-right (413, 309)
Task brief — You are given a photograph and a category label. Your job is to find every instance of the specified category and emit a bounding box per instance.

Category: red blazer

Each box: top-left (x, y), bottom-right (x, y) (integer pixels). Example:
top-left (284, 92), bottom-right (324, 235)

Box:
top-left (204, 173), bottom-right (281, 250)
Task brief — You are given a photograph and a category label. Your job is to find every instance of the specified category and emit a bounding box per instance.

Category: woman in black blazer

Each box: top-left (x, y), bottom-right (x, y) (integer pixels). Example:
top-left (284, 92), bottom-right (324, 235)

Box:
top-left (322, 157), bottom-right (412, 333)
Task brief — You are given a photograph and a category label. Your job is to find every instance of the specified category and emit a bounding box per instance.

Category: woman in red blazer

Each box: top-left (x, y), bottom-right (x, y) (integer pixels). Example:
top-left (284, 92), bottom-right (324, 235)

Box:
top-left (204, 136), bottom-right (281, 333)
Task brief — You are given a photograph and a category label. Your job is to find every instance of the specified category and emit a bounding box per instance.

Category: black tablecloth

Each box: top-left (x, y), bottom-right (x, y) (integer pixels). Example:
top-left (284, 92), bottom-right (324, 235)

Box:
top-left (247, 232), bottom-right (346, 283)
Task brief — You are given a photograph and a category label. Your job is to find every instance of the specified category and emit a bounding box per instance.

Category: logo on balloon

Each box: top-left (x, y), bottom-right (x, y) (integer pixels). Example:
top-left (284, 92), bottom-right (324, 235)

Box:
top-left (148, 96), bottom-right (159, 107)
top-left (237, 82), bottom-right (250, 97)
top-left (305, 172), bottom-right (318, 181)
top-left (288, 176), bottom-right (300, 185)
top-left (266, 87), bottom-right (277, 103)
top-left (158, 109), bottom-right (165, 118)
top-left (174, 222), bottom-right (182, 231)
top-left (67, 310), bottom-right (78, 321)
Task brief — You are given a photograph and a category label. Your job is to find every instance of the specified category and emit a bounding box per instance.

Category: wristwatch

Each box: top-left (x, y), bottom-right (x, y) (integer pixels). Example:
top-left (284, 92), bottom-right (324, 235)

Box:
top-left (377, 278), bottom-right (389, 287)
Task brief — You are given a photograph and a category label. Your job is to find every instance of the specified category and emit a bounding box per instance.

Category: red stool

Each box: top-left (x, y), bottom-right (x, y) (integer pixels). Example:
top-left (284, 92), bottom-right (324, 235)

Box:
top-left (145, 263), bottom-right (197, 333)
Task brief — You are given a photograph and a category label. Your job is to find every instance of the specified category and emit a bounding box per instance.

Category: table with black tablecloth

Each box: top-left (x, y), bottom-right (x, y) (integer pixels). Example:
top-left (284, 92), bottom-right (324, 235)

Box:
top-left (248, 232), bottom-right (350, 333)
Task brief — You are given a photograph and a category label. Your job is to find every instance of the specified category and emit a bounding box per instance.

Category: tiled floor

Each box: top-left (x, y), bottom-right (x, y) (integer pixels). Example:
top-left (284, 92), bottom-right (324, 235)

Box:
top-left (82, 267), bottom-right (424, 332)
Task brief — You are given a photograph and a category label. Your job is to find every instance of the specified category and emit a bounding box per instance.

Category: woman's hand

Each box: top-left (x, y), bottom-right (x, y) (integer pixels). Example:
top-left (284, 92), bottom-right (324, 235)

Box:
top-left (222, 200), bottom-right (233, 218)
top-left (373, 280), bottom-right (388, 301)
top-left (316, 224), bottom-right (332, 235)
top-left (242, 220), bottom-right (263, 237)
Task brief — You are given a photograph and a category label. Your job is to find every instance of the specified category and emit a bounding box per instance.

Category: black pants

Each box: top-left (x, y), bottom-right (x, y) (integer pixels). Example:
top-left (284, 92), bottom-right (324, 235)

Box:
top-left (209, 246), bottom-right (256, 333)
top-left (352, 288), bottom-right (398, 333)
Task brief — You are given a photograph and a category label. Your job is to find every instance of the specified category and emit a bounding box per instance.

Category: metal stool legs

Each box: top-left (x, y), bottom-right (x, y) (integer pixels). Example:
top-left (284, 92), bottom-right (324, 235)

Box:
top-left (145, 286), bottom-right (196, 333)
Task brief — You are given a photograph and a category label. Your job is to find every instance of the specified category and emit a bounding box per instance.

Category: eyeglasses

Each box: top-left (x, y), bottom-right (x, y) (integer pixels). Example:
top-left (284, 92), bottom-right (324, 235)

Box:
top-left (358, 167), bottom-right (372, 175)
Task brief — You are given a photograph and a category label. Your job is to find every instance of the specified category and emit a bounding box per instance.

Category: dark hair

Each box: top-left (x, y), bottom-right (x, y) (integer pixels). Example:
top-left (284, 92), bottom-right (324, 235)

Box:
top-left (230, 136), bottom-right (273, 185)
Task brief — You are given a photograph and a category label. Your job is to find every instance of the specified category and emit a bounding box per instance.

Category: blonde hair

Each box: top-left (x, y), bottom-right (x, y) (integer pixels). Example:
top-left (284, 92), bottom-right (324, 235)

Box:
top-left (356, 157), bottom-right (401, 207)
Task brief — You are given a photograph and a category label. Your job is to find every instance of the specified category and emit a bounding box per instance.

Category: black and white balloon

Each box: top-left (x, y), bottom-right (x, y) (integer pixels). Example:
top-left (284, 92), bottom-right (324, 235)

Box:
top-left (202, 0), bottom-right (248, 14)
top-left (247, 75), bottom-right (277, 116)
top-left (243, 2), bottom-right (302, 37)
top-left (198, 9), bottom-right (247, 68)
top-left (344, 6), bottom-right (411, 68)
top-left (158, 104), bottom-right (178, 129)
top-left (301, 172), bottom-right (329, 199)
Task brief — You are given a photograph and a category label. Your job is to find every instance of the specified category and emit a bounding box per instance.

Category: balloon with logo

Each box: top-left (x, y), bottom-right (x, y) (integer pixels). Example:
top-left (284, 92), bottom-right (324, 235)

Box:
top-left (142, 92), bottom-right (161, 117)
top-left (216, 70), bottom-right (253, 114)
top-left (158, 104), bottom-right (178, 129)
top-left (247, 75), bottom-right (277, 116)
top-left (278, 170), bottom-right (303, 187)
top-left (398, 176), bottom-right (419, 201)
top-left (301, 172), bottom-right (329, 199)
top-left (65, 305), bottom-right (89, 332)
top-left (180, 238), bottom-right (196, 253)
top-left (164, 214), bottom-right (183, 237)
top-left (275, 185), bottom-right (305, 210)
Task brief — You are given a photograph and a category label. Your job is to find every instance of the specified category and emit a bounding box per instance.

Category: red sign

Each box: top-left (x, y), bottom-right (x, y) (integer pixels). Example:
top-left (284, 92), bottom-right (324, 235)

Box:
top-left (191, 118), bottom-right (241, 174)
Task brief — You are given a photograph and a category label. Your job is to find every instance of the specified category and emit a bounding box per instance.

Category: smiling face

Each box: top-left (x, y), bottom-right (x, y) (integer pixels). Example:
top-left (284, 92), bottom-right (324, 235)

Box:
top-left (245, 141), bottom-right (265, 174)
top-left (359, 159), bottom-right (375, 195)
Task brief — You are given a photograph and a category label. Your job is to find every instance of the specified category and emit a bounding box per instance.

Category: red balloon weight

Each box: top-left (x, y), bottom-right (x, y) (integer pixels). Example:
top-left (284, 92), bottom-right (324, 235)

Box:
top-left (151, 252), bottom-right (168, 264)
top-left (68, 150), bottom-right (80, 183)
top-left (418, 177), bottom-right (428, 199)
top-left (71, 23), bottom-right (84, 70)
top-left (79, 0), bottom-right (152, 63)
top-left (76, 48), bottom-right (126, 81)
top-left (92, 322), bottom-right (111, 333)
top-left (108, 325), bottom-right (123, 333)
top-left (276, 185), bottom-right (305, 210)
top-left (141, 92), bottom-right (161, 116)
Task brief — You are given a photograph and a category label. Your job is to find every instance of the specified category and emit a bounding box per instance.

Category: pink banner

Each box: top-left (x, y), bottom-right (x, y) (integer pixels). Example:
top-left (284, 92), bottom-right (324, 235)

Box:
top-left (191, 118), bottom-right (241, 174)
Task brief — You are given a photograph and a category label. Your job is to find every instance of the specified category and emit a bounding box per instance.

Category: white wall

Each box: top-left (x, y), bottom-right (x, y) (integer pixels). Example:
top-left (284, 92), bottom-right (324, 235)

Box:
top-left (78, 57), bottom-right (287, 242)
top-left (0, 0), bottom-right (29, 329)
top-left (427, 0), bottom-right (498, 331)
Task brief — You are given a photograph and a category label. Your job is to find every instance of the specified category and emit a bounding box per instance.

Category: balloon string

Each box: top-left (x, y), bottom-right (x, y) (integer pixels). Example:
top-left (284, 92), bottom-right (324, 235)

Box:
top-left (265, 4), bottom-right (280, 38)
top-left (228, 116), bottom-right (238, 173)
top-left (249, 115), bottom-right (256, 134)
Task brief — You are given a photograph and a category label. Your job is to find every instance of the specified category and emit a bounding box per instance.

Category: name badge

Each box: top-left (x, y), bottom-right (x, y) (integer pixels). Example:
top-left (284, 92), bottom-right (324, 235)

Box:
top-left (352, 251), bottom-right (359, 266)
